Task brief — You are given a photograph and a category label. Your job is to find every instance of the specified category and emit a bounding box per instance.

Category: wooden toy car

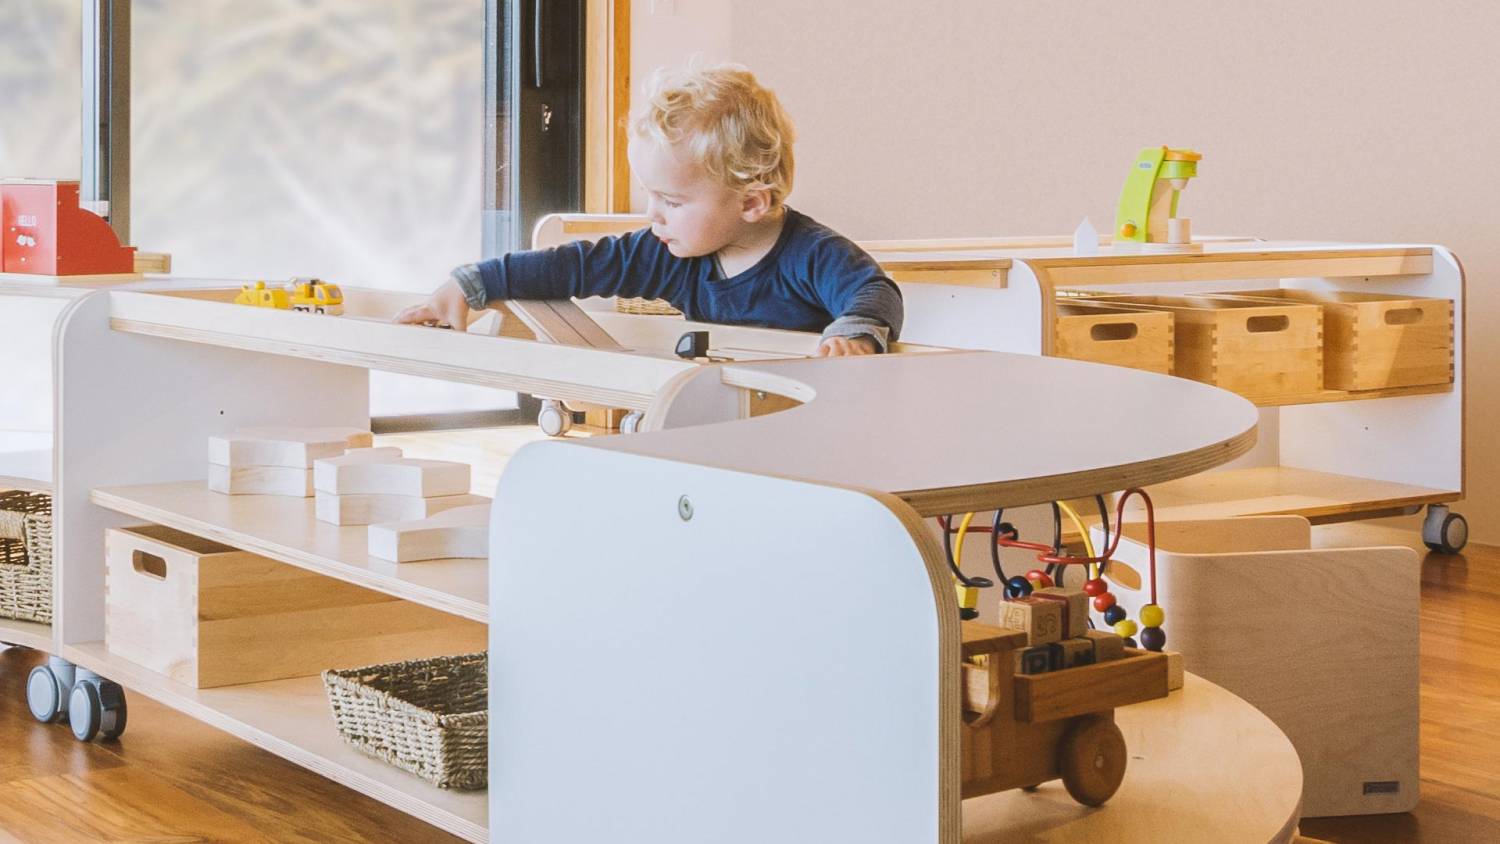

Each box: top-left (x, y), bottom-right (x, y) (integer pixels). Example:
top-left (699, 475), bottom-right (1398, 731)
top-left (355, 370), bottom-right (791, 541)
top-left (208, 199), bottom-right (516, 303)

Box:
top-left (959, 622), bottom-right (1169, 805)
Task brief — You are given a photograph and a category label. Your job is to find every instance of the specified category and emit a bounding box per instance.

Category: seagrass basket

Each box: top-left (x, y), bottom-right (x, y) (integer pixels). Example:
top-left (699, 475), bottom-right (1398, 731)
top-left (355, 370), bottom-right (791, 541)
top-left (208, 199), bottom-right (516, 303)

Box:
top-left (0, 491), bottom-right (53, 624)
top-left (615, 297), bottom-right (682, 316)
top-left (322, 652), bottom-right (488, 789)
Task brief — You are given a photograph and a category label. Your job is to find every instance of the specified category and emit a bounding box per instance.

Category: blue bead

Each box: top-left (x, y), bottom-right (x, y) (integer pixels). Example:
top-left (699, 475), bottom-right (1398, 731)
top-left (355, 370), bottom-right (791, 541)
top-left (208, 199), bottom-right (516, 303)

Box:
top-left (1102, 605), bottom-right (1127, 626)
top-left (1005, 576), bottom-right (1034, 599)
top-left (1123, 636), bottom-right (1138, 649)
top-left (1140, 626), bottom-right (1166, 652)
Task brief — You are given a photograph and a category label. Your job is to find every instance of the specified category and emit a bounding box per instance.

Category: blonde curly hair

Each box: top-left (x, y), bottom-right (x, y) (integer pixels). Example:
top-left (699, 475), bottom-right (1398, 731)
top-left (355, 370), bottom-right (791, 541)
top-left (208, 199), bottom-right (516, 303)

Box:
top-left (632, 63), bottom-right (796, 209)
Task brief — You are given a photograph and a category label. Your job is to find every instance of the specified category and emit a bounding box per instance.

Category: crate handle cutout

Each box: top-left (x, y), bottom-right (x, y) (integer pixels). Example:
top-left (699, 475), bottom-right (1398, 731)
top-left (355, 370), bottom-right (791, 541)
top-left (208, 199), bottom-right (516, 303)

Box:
top-left (1384, 307), bottom-right (1424, 325)
top-left (1090, 322), bottom-right (1139, 342)
top-left (132, 550), bottom-right (168, 581)
top-left (1245, 315), bottom-right (1289, 333)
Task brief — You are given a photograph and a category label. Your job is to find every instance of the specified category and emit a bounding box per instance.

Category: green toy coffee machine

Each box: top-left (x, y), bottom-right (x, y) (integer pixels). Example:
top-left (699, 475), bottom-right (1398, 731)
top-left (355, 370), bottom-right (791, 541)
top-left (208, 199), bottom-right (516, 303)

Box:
top-left (1114, 146), bottom-right (1202, 252)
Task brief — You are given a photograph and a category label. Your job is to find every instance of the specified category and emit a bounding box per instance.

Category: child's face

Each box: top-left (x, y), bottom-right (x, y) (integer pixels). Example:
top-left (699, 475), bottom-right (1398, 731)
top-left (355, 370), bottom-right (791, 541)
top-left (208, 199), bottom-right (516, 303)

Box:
top-left (629, 137), bottom-right (762, 257)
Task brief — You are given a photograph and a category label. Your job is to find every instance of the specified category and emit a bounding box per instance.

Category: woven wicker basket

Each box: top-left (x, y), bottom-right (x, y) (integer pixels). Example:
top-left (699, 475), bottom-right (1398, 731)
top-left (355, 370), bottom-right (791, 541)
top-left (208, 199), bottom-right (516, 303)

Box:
top-left (615, 297), bottom-right (682, 316)
top-left (322, 652), bottom-right (488, 790)
top-left (0, 491), bottom-right (52, 624)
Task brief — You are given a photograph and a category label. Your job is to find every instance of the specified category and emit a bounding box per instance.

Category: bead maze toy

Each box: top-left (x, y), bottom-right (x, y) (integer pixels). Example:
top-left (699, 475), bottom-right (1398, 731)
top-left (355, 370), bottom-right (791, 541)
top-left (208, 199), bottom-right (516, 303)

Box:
top-left (1114, 146), bottom-right (1203, 252)
top-left (941, 488), bottom-right (1177, 806)
top-left (1, 179), bottom-right (137, 276)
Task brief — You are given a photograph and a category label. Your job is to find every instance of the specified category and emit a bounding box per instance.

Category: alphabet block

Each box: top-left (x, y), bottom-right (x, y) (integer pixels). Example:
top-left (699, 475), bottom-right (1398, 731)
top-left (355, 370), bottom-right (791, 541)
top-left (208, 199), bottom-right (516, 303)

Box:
top-left (1033, 587), bottom-right (1089, 638)
top-left (998, 597), bottom-right (1063, 646)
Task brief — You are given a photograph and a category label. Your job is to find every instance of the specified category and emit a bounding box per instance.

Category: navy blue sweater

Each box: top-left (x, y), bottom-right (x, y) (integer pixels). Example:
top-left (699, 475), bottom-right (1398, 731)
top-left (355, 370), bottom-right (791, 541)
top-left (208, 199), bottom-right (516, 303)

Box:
top-left (461, 208), bottom-right (903, 349)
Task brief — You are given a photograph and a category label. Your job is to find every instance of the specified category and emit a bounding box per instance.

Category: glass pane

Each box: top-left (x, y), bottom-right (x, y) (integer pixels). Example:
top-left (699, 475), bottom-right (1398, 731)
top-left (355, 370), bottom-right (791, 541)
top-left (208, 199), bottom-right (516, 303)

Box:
top-left (130, 0), bottom-right (506, 416)
top-left (0, 0), bottom-right (82, 179)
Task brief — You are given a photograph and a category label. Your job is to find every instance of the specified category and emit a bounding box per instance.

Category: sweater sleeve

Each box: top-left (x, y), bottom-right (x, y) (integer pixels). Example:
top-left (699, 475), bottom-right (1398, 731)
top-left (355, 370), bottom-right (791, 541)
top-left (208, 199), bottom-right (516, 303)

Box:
top-left (809, 237), bottom-right (905, 351)
top-left (457, 228), bottom-right (669, 307)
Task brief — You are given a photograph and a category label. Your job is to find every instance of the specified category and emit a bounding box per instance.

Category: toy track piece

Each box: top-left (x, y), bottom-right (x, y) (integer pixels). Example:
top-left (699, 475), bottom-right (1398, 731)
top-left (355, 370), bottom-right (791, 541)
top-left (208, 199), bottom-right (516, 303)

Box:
top-left (1059, 715), bottom-right (1127, 806)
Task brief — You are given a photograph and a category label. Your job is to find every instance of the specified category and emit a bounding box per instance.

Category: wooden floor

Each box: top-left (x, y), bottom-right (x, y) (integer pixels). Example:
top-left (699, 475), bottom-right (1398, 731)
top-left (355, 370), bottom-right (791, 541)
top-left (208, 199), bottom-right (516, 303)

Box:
top-left (0, 522), bottom-right (1495, 841)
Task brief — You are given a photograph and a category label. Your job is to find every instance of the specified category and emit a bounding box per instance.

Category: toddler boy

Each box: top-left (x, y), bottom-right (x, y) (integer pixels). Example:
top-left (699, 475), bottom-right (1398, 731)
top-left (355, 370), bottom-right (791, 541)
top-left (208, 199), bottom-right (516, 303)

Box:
top-left (396, 63), bottom-right (902, 357)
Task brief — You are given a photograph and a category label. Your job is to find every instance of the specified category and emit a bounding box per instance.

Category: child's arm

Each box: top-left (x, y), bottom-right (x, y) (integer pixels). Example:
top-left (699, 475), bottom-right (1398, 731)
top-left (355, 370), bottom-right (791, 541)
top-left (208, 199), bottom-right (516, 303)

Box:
top-left (809, 238), bottom-right (904, 356)
top-left (395, 230), bottom-right (670, 326)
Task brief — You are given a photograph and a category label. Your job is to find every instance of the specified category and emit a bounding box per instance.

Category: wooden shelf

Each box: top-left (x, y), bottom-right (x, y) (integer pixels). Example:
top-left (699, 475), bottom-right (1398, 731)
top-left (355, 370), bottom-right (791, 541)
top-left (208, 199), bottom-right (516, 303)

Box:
top-left (1137, 466), bottom-right (1458, 523)
top-left (90, 482), bottom-right (487, 622)
top-left (1250, 381), bottom-right (1453, 408)
top-left (0, 618), bottom-right (53, 650)
top-left (60, 641), bottom-right (486, 843)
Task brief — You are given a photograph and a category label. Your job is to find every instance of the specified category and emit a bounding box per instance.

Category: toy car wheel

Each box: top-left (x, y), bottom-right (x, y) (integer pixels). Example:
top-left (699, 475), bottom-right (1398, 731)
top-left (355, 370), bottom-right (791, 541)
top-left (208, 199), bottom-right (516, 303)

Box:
top-left (26, 665), bottom-right (63, 723)
top-left (1059, 715), bottom-right (1127, 806)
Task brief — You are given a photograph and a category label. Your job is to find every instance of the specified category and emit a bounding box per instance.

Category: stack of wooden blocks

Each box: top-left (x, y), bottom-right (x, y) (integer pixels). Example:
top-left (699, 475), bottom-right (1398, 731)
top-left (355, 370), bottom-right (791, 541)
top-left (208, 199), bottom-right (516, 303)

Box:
top-left (312, 447), bottom-right (489, 563)
top-left (999, 586), bottom-right (1127, 676)
top-left (208, 427), bottom-right (374, 497)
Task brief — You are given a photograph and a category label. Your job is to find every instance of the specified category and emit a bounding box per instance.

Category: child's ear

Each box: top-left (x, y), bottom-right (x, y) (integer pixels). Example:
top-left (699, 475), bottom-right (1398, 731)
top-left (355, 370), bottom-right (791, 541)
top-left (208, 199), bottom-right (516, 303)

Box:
top-left (739, 186), bottom-right (773, 222)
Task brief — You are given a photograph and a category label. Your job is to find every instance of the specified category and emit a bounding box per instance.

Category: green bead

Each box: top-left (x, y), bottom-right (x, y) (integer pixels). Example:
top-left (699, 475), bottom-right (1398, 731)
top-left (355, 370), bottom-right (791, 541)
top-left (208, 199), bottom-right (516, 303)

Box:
top-left (1140, 604), bottom-right (1165, 628)
top-left (1114, 619), bottom-right (1139, 638)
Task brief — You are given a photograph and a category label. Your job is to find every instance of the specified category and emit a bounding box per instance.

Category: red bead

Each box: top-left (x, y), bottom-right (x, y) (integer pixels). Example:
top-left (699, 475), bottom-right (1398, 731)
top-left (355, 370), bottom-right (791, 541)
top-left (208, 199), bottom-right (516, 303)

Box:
top-left (1092, 593), bottom-right (1117, 612)
top-left (1026, 569), bottom-right (1054, 589)
top-left (1083, 578), bottom-right (1108, 597)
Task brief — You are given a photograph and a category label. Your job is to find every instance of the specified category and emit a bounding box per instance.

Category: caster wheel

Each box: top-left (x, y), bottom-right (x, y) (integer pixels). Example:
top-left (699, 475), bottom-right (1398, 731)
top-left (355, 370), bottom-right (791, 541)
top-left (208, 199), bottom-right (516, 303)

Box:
top-left (620, 411), bottom-right (644, 434)
top-left (1059, 715), bottom-right (1127, 807)
top-left (27, 664), bottom-right (66, 723)
top-left (537, 400), bottom-right (572, 437)
top-left (1423, 506), bottom-right (1468, 554)
top-left (69, 681), bottom-right (102, 741)
top-left (97, 681), bottom-right (128, 740)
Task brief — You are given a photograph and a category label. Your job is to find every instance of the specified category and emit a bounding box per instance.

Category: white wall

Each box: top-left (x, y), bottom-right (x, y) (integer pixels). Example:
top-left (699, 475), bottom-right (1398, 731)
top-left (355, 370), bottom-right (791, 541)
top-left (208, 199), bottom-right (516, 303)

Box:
top-left (634, 0), bottom-right (1500, 541)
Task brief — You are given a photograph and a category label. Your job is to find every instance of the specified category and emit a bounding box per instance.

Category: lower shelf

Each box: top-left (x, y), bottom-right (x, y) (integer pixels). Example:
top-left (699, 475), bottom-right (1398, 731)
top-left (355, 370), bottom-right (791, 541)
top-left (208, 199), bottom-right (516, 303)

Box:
top-left (0, 618), bottom-right (53, 651)
top-left (61, 641), bottom-right (487, 843)
top-left (1137, 466), bottom-right (1457, 523)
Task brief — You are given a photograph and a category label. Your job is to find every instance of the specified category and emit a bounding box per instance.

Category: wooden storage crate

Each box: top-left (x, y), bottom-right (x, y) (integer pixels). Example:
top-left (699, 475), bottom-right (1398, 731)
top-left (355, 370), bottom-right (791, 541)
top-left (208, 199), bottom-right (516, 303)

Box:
top-left (105, 524), bottom-right (485, 688)
top-left (1087, 294), bottom-right (1323, 400)
top-left (1204, 289), bottom-right (1453, 391)
top-left (1053, 300), bottom-right (1174, 375)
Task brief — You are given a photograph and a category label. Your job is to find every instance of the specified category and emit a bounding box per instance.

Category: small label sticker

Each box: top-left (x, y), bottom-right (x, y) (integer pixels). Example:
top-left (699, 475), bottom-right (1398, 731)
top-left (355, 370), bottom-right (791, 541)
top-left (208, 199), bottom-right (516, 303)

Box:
top-left (1363, 780), bottom-right (1400, 795)
top-left (16, 214), bottom-right (37, 226)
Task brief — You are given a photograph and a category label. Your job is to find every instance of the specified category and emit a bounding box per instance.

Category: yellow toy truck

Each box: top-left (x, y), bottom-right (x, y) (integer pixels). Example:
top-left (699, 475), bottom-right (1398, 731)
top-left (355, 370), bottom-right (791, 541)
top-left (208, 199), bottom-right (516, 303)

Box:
top-left (232, 277), bottom-right (344, 315)
top-left (287, 277), bottom-right (344, 314)
top-left (232, 280), bottom-right (290, 310)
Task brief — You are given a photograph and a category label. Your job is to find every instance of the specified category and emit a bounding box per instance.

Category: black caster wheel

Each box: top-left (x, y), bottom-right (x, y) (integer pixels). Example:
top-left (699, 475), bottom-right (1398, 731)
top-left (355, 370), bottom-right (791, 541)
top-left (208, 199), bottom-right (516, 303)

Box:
top-left (1423, 505), bottom-right (1468, 554)
top-left (69, 678), bottom-right (127, 741)
top-left (26, 663), bottom-right (68, 724)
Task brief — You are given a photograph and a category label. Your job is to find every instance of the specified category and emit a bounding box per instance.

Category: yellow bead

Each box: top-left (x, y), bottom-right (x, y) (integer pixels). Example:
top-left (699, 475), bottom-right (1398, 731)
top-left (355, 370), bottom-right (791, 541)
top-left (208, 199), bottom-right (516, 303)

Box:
top-left (1140, 604), bottom-right (1165, 628)
top-left (1114, 619), bottom-right (1139, 638)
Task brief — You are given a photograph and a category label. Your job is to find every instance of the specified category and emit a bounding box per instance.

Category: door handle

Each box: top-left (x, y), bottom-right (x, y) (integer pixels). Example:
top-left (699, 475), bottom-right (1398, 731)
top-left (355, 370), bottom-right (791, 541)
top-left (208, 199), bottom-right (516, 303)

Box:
top-left (532, 0), bottom-right (545, 88)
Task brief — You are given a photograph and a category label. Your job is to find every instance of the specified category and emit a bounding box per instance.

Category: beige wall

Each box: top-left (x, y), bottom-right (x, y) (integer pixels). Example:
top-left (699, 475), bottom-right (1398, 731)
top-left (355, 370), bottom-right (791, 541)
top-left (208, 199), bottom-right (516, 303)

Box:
top-left (636, 0), bottom-right (1500, 540)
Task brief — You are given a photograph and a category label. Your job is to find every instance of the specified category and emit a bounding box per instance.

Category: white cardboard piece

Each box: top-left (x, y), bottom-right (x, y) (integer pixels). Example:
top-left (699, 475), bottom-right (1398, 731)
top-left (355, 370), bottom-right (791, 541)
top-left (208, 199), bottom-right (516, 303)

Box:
top-left (315, 491), bottom-right (489, 526)
top-left (208, 426), bottom-right (373, 468)
top-left (367, 504), bottom-right (490, 563)
top-left (207, 463), bottom-right (313, 497)
top-left (314, 447), bottom-right (469, 497)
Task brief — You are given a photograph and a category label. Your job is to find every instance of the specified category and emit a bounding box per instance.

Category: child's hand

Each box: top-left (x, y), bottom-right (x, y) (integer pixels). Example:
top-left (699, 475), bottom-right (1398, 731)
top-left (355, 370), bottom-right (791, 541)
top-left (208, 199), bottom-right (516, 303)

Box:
top-left (393, 279), bottom-right (470, 328)
top-left (817, 335), bottom-right (878, 357)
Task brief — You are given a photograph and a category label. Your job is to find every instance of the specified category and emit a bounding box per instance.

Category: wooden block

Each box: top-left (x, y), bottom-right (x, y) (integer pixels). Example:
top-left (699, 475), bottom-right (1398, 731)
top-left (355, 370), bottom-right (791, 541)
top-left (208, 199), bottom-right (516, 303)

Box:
top-left (1013, 649), bottom-right (1169, 723)
top-left (998, 597), bottom-right (1063, 646)
top-left (207, 464), bottom-right (312, 497)
top-left (314, 491), bottom-right (489, 526)
top-left (208, 426), bottom-right (373, 468)
top-left (104, 524), bottom-right (485, 688)
top-left (367, 504), bottom-right (490, 563)
top-left (960, 622), bottom-right (1029, 658)
top-left (1084, 629), bottom-right (1126, 663)
top-left (1034, 587), bottom-right (1089, 638)
top-left (1056, 637), bottom-right (1096, 669)
top-left (1165, 649), bottom-right (1185, 691)
top-left (1013, 644), bottom-right (1060, 675)
top-left (313, 447), bottom-right (469, 497)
